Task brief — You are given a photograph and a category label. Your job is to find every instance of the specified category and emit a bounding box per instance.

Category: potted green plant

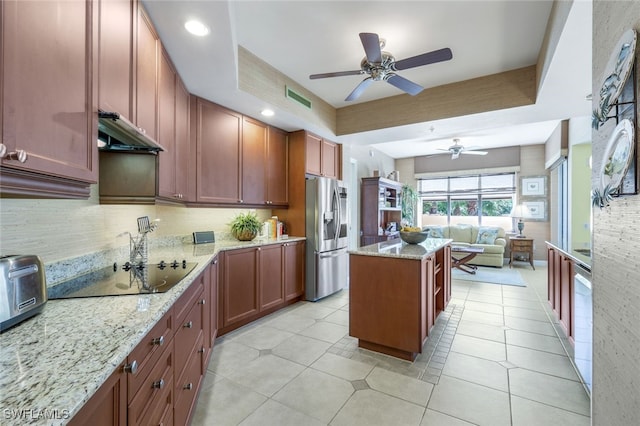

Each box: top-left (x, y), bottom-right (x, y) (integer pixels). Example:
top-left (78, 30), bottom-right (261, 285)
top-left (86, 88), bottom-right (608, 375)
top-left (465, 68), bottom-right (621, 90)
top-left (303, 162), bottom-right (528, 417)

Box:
top-left (229, 212), bottom-right (262, 241)
top-left (401, 184), bottom-right (418, 227)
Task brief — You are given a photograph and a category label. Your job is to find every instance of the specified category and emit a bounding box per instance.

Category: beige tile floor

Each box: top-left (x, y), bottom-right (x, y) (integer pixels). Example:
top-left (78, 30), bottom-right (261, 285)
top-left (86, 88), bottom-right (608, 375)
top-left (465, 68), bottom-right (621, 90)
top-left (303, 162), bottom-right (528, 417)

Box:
top-left (193, 264), bottom-right (591, 425)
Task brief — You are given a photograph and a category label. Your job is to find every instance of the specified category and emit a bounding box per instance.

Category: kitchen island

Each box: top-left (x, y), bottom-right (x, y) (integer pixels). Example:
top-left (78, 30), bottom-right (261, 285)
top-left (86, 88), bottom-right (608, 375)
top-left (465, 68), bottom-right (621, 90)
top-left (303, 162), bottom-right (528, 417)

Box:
top-left (349, 238), bottom-right (452, 361)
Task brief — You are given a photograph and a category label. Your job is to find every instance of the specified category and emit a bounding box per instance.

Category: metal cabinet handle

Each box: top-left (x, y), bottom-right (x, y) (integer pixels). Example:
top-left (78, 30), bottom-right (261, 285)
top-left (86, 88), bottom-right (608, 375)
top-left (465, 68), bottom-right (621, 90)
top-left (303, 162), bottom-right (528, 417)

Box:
top-left (152, 378), bottom-right (165, 389)
top-left (184, 321), bottom-right (193, 328)
top-left (124, 360), bottom-right (138, 374)
top-left (198, 299), bottom-right (206, 305)
top-left (238, 199), bottom-right (244, 203)
top-left (198, 347), bottom-right (205, 354)
top-left (3, 149), bottom-right (27, 163)
top-left (183, 383), bottom-right (193, 390)
top-left (0, 143), bottom-right (6, 158)
top-left (152, 336), bottom-right (164, 346)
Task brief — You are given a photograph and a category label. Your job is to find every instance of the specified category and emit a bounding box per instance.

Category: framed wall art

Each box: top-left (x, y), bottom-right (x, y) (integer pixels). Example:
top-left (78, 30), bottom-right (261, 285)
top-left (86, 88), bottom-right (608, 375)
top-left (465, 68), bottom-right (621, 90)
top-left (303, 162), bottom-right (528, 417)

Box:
top-left (523, 201), bottom-right (546, 220)
top-left (521, 177), bottom-right (546, 196)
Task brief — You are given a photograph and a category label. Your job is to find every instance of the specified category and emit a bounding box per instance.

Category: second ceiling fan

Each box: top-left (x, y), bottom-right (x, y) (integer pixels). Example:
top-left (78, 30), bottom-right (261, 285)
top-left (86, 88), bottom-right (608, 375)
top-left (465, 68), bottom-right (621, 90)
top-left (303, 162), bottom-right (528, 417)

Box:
top-left (438, 139), bottom-right (488, 160)
top-left (310, 32), bottom-right (453, 101)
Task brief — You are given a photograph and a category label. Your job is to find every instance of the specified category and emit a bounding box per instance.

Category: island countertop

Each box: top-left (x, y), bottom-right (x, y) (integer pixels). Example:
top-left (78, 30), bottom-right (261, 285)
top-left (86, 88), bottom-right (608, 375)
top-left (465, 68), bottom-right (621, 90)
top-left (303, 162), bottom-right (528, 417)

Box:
top-left (349, 237), bottom-right (453, 260)
top-left (0, 237), bottom-right (304, 426)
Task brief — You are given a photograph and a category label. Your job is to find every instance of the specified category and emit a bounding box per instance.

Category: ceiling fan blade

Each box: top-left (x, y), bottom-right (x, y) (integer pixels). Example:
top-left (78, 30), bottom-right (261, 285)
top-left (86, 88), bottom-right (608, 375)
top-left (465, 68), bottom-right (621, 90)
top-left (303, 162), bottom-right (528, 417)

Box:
top-left (345, 78), bottom-right (373, 101)
top-left (386, 74), bottom-right (424, 96)
top-left (310, 70), bottom-right (363, 79)
top-left (461, 150), bottom-right (488, 156)
top-left (393, 47), bottom-right (453, 71)
top-left (359, 32), bottom-right (382, 63)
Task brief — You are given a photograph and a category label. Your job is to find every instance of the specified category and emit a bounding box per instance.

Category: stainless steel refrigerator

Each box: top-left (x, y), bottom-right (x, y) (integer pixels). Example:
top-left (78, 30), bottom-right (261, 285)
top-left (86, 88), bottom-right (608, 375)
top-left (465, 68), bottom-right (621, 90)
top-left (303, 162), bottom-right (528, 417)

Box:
top-left (305, 176), bottom-right (349, 301)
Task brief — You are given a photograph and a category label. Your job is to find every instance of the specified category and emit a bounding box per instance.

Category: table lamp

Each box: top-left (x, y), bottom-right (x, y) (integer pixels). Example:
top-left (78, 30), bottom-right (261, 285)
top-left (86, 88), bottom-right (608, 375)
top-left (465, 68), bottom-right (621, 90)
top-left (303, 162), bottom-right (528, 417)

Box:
top-left (510, 204), bottom-right (530, 237)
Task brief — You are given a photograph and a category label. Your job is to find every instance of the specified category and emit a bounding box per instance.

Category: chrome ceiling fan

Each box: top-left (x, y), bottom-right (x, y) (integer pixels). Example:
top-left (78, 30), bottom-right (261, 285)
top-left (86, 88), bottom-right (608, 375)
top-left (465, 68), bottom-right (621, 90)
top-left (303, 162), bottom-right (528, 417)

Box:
top-left (437, 139), bottom-right (488, 160)
top-left (309, 32), bottom-right (453, 102)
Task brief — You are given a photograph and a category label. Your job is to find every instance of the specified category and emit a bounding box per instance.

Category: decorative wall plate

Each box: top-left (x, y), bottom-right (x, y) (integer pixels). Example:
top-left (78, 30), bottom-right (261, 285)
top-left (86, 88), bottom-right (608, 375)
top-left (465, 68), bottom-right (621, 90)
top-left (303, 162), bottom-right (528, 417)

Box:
top-left (593, 29), bottom-right (637, 129)
top-left (600, 119), bottom-right (635, 191)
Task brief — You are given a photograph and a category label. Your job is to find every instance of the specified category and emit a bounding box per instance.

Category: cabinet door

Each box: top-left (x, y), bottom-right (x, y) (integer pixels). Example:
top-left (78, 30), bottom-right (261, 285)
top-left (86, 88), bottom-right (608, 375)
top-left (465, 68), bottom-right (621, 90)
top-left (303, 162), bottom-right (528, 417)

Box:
top-left (267, 127), bottom-right (288, 206)
top-left (559, 255), bottom-right (574, 339)
top-left (68, 363), bottom-right (127, 426)
top-left (241, 117), bottom-right (267, 205)
top-left (175, 76), bottom-right (191, 201)
top-left (321, 139), bottom-right (338, 179)
top-left (98, 0), bottom-right (134, 118)
top-left (196, 99), bottom-right (242, 204)
top-left (284, 241), bottom-right (305, 301)
top-left (208, 256), bottom-right (219, 348)
top-left (135, 5), bottom-right (158, 140)
top-left (305, 132), bottom-right (322, 176)
top-left (157, 48), bottom-right (177, 199)
top-left (222, 248), bottom-right (258, 326)
top-left (258, 244), bottom-right (284, 311)
top-left (1, 0), bottom-right (97, 183)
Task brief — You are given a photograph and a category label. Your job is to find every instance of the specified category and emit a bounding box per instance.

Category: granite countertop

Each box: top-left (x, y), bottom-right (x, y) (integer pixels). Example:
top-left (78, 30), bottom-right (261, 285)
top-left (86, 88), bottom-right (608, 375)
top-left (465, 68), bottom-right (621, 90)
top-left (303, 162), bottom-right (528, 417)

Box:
top-left (350, 237), bottom-right (452, 260)
top-left (0, 236), bottom-right (304, 426)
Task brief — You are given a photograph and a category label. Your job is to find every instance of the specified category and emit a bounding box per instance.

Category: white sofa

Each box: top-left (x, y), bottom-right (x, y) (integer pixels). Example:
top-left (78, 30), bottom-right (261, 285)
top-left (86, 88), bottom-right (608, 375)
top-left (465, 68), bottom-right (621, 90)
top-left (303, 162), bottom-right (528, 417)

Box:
top-left (422, 225), bottom-right (506, 268)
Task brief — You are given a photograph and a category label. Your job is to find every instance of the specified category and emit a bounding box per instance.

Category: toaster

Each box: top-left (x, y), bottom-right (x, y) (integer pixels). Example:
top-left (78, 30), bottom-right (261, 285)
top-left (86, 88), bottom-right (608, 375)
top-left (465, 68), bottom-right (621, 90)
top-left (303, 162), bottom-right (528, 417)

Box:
top-left (0, 255), bottom-right (48, 332)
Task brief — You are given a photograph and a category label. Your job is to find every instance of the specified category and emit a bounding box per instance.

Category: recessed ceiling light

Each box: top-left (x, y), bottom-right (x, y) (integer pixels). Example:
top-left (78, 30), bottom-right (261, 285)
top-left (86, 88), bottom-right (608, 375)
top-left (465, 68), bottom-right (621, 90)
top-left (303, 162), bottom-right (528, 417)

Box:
top-left (261, 109), bottom-right (275, 117)
top-left (184, 20), bottom-right (209, 36)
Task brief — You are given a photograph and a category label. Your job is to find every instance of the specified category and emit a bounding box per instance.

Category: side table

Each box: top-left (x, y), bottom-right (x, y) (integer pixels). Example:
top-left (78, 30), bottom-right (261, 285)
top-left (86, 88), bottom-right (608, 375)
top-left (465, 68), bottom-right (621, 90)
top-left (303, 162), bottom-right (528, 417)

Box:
top-left (509, 237), bottom-right (535, 270)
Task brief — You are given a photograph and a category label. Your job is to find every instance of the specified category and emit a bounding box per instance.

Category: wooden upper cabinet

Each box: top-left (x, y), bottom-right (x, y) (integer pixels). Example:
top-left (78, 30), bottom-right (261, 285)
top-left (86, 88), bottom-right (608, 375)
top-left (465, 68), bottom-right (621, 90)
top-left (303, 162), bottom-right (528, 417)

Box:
top-left (267, 127), bottom-right (289, 206)
top-left (157, 48), bottom-right (177, 200)
top-left (305, 132), bottom-right (323, 176)
top-left (135, 5), bottom-right (158, 140)
top-left (174, 76), bottom-right (191, 201)
top-left (98, 0), bottom-right (134, 118)
top-left (321, 139), bottom-right (340, 179)
top-left (0, 0), bottom-right (98, 193)
top-left (241, 117), bottom-right (267, 205)
top-left (301, 131), bottom-right (341, 179)
top-left (195, 97), bottom-right (242, 204)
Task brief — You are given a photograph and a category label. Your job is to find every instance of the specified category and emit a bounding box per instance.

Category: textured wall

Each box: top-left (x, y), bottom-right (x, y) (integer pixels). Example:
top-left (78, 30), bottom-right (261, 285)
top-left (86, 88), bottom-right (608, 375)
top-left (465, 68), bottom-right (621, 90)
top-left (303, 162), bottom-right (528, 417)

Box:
top-left (0, 186), bottom-right (271, 264)
top-left (592, 2), bottom-right (640, 423)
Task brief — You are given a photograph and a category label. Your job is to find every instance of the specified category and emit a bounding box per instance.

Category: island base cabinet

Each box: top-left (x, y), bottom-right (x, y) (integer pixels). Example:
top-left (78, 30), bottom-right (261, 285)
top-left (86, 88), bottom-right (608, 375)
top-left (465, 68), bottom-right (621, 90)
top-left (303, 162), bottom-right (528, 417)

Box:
top-left (349, 255), bottom-right (429, 361)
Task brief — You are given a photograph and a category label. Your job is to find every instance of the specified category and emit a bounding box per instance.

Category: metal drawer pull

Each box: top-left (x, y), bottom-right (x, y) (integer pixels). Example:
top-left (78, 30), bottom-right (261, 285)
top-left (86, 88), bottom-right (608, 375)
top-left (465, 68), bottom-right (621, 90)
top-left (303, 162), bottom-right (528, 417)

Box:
top-left (153, 379), bottom-right (165, 389)
top-left (124, 360), bottom-right (138, 374)
top-left (184, 321), bottom-right (193, 328)
top-left (198, 299), bottom-right (206, 305)
top-left (198, 347), bottom-right (205, 354)
top-left (152, 336), bottom-right (164, 346)
top-left (183, 383), bottom-right (193, 390)
top-left (3, 149), bottom-right (27, 163)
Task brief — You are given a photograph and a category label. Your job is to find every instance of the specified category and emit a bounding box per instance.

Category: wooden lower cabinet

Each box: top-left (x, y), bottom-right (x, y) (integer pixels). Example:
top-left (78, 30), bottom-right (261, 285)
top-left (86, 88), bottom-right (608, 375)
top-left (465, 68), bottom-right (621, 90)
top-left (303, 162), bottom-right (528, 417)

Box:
top-left (349, 244), bottom-right (450, 361)
top-left (220, 241), bottom-right (305, 335)
top-left (68, 363), bottom-right (127, 426)
top-left (546, 244), bottom-right (576, 344)
top-left (69, 263), bottom-right (217, 425)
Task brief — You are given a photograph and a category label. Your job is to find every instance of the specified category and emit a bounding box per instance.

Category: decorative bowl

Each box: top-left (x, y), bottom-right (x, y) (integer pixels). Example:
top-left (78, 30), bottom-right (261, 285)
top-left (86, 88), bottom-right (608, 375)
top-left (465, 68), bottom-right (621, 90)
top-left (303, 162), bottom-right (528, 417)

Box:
top-left (399, 231), bottom-right (428, 244)
top-left (233, 229), bottom-right (257, 241)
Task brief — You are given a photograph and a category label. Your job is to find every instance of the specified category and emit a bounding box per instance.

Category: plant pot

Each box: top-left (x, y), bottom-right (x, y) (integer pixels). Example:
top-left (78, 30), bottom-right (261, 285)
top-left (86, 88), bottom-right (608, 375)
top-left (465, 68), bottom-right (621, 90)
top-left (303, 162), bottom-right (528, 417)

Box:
top-left (233, 229), bottom-right (257, 241)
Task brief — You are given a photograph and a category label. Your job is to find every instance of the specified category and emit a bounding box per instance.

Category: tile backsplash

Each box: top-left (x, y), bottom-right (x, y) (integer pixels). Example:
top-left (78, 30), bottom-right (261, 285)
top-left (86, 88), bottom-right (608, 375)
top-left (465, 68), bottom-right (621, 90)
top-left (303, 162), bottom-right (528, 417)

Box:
top-left (0, 185), bottom-right (272, 263)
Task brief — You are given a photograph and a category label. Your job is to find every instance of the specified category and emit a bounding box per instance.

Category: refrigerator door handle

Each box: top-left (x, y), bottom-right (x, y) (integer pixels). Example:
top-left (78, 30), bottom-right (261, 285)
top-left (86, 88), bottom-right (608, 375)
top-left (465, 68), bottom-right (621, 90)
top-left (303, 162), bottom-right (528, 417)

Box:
top-left (318, 249), bottom-right (347, 259)
top-left (334, 186), bottom-right (341, 246)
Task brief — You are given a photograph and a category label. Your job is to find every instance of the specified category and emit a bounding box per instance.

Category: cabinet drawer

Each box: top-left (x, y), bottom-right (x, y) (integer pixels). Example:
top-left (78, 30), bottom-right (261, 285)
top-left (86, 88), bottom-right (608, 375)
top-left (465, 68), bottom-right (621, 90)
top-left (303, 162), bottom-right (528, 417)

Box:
top-left (127, 308), bottom-right (173, 401)
top-left (174, 333), bottom-right (205, 426)
top-left (128, 341), bottom-right (174, 425)
top-left (511, 240), bottom-right (532, 250)
top-left (175, 294), bottom-right (205, 379)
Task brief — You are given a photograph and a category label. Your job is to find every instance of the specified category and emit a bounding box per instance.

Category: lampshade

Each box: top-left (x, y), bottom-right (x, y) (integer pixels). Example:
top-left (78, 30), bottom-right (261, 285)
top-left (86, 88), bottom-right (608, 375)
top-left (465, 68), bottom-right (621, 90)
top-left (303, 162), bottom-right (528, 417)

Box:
top-left (510, 204), bottom-right (530, 218)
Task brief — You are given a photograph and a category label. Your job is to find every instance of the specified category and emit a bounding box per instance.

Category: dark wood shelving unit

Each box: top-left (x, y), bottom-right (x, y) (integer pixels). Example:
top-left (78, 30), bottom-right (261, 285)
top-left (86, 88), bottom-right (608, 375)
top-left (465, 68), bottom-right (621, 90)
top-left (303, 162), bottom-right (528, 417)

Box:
top-left (360, 177), bottom-right (403, 246)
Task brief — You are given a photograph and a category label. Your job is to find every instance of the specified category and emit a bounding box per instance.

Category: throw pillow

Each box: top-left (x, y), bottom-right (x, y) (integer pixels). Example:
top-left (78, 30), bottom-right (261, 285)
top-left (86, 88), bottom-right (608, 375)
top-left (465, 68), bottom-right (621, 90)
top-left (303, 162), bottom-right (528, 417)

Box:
top-left (476, 227), bottom-right (500, 244)
top-left (423, 226), bottom-right (444, 238)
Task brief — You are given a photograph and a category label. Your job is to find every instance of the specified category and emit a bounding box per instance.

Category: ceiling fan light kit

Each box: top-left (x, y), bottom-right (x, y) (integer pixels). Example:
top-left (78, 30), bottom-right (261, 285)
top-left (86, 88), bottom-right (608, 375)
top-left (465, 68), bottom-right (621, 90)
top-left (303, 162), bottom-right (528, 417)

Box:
top-left (309, 32), bottom-right (453, 101)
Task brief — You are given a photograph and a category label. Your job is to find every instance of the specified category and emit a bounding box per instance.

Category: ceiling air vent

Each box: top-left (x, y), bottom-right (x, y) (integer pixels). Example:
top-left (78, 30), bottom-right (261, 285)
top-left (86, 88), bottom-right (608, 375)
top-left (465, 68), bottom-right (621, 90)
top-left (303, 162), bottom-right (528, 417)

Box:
top-left (285, 86), bottom-right (312, 110)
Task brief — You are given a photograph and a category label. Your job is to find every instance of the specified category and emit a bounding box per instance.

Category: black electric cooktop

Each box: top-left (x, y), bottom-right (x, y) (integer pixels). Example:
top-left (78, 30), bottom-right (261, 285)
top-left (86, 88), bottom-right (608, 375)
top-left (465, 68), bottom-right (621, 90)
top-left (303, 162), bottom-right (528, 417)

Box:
top-left (48, 260), bottom-right (197, 299)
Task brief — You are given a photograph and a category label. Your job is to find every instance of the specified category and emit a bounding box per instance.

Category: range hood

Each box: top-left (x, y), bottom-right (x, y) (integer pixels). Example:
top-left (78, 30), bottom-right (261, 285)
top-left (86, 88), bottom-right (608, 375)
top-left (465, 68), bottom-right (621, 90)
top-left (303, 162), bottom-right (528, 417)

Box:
top-left (98, 111), bottom-right (164, 153)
